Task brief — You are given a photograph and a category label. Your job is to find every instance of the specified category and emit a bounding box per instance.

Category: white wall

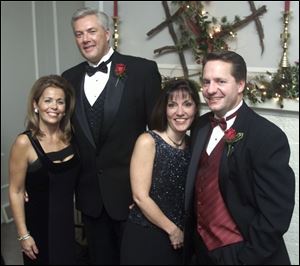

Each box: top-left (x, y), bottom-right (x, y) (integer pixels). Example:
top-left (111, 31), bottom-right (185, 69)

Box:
top-left (1, 1), bottom-right (84, 219)
top-left (102, 1), bottom-right (299, 70)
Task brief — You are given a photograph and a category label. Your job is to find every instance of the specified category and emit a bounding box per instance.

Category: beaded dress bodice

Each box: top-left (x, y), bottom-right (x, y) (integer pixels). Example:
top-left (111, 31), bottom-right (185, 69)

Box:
top-left (129, 130), bottom-right (191, 229)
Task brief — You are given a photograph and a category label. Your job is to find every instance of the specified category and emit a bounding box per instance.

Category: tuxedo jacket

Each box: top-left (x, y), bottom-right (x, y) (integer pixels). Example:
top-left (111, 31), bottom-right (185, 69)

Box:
top-left (62, 52), bottom-right (161, 220)
top-left (184, 102), bottom-right (295, 265)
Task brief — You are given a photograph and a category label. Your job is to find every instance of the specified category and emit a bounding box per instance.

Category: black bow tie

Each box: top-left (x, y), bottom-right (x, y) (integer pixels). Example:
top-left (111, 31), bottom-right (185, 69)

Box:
top-left (210, 112), bottom-right (237, 131)
top-left (85, 57), bottom-right (112, 77)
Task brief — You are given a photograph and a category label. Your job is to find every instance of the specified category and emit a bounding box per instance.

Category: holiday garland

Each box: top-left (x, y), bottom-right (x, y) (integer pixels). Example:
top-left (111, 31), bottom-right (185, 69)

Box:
top-left (149, 1), bottom-right (299, 108)
top-left (173, 1), bottom-right (299, 108)
top-left (246, 61), bottom-right (299, 108)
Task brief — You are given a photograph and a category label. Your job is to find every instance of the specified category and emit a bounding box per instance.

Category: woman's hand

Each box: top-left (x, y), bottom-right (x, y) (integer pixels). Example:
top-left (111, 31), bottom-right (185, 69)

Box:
top-left (168, 226), bottom-right (184, 250)
top-left (21, 236), bottom-right (39, 260)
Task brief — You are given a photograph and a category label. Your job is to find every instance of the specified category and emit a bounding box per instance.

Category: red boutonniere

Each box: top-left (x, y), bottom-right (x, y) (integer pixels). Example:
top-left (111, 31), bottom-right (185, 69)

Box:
top-left (115, 63), bottom-right (126, 86)
top-left (224, 128), bottom-right (244, 156)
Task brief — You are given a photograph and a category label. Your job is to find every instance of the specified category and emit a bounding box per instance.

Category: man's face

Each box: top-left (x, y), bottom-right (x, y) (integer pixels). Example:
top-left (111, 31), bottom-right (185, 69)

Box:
top-left (73, 14), bottom-right (110, 64)
top-left (202, 60), bottom-right (245, 117)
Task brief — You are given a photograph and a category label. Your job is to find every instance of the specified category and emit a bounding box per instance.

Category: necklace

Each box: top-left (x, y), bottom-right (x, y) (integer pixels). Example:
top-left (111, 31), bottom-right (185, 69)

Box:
top-left (166, 133), bottom-right (185, 148)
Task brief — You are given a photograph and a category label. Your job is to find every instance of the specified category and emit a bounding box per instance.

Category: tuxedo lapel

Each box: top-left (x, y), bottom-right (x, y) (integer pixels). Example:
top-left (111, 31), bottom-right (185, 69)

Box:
top-left (102, 59), bottom-right (127, 141)
top-left (185, 122), bottom-right (211, 210)
top-left (74, 73), bottom-right (96, 148)
top-left (219, 102), bottom-right (251, 190)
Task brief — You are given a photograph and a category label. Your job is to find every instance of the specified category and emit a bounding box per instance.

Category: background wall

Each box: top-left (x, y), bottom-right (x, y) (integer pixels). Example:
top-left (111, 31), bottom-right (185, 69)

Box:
top-left (102, 1), bottom-right (299, 70)
top-left (1, 1), bottom-right (299, 264)
top-left (1, 0), bottom-right (84, 219)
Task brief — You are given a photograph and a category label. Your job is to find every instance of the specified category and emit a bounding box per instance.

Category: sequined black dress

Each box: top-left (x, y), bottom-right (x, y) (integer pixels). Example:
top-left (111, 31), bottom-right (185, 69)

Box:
top-left (22, 131), bottom-right (80, 265)
top-left (120, 131), bottom-right (191, 265)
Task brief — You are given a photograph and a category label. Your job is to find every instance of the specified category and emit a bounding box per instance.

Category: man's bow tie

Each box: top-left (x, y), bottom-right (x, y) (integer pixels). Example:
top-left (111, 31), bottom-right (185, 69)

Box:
top-left (85, 56), bottom-right (113, 77)
top-left (210, 112), bottom-right (237, 131)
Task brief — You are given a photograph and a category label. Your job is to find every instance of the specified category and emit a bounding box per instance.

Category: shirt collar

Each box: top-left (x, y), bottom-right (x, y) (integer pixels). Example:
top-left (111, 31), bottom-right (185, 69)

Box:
top-left (88, 47), bottom-right (114, 67)
top-left (223, 100), bottom-right (243, 120)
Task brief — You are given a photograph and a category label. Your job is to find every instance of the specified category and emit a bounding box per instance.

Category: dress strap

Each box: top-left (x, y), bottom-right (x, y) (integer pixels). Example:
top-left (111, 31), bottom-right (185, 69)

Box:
top-left (23, 131), bottom-right (51, 168)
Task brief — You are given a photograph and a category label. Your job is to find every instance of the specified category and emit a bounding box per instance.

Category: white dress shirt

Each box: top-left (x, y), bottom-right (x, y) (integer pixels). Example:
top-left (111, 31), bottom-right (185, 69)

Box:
top-left (206, 101), bottom-right (243, 155)
top-left (84, 48), bottom-right (114, 106)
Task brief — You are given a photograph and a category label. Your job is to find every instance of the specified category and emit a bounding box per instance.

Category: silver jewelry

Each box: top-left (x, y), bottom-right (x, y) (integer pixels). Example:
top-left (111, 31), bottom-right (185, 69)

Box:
top-left (17, 232), bottom-right (31, 241)
top-left (34, 108), bottom-right (38, 114)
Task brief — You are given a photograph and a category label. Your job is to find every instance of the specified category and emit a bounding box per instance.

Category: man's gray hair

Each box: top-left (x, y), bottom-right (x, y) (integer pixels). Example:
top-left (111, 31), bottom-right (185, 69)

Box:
top-left (71, 7), bottom-right (110, 31)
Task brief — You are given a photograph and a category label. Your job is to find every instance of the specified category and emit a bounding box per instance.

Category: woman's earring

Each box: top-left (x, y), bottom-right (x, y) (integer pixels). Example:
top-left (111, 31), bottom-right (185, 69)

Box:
top-left (34, 108), bottom-right (39, 114)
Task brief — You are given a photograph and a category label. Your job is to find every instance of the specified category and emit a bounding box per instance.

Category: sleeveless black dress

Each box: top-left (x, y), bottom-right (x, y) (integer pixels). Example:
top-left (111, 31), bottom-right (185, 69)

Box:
top-left (120, 131), bottom-right (191, 265)
top-left (23, 131), bottom-right (80, 265)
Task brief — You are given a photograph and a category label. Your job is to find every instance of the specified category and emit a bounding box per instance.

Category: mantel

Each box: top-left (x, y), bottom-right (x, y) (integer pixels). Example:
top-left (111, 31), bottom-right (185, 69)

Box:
top-left (199, 100), bottom-right (299, 119)
top-left (198, 94), bottom-right (299, 114)
top-left (245, 99), bottom-right (299, 113)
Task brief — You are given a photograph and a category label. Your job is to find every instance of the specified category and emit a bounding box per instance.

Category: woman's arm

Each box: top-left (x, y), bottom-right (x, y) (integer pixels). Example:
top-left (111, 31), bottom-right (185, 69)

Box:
top-left (130, 133), bottom-right (183, 249)
top-left (8, 134), bottom-right (38, 259)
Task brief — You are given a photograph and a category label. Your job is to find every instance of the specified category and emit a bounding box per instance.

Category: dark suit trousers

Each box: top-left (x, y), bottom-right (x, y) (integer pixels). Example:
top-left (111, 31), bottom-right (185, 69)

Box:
top-left (82, 209), bottom-right (126, 265)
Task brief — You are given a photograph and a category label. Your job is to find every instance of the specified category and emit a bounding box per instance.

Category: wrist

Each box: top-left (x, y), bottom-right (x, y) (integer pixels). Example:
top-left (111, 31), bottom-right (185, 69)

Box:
top-left (17, 232), bottom-right (31, 241)
top-left (167, 224), bottom-right (177, 235)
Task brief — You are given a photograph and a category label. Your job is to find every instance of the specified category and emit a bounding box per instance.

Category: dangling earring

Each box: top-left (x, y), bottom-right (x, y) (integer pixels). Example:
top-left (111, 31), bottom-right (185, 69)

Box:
top-left (34, 108), bottom-right (39, 114)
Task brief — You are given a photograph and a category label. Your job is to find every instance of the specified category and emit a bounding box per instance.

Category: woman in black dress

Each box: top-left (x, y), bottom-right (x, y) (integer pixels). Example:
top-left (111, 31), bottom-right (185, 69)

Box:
top-left (9, 75), bottom-right (80, 265)
top-left (120, 79), bottom-right (200, 265)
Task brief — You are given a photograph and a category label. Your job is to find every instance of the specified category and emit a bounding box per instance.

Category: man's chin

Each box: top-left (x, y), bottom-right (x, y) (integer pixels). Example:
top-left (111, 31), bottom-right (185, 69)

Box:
top-left (81, 52), bottom-right (96, 63)
top-left (208, 102), bottom-right (221, 110)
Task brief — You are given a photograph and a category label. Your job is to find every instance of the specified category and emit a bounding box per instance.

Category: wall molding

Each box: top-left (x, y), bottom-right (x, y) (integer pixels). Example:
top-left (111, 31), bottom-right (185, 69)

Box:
top-left (31, 1), bottom-right (39, 79)
top-left (52, 1), bottom-right (60, 74)
top-left (1, 202), bottom-right (13, 223)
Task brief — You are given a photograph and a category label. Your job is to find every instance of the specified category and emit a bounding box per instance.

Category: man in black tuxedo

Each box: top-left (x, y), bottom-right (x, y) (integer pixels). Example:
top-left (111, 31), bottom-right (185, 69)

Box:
top-left (62, 8), bottom-right (161, 265)
top-left (184, 51), bottom-right (295, 265)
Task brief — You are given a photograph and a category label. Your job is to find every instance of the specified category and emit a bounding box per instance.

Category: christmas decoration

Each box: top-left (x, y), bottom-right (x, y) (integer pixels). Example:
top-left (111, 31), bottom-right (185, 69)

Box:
top-left (246, 61), bottom-right (299, 108)
top-left (147, 1), bottom-right (298, 108)
top-left (112, 1), bottom-right (120, 51)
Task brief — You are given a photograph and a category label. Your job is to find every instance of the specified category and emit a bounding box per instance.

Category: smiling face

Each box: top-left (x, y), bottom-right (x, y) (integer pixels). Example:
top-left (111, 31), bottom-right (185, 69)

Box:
top-left (166, 90), bottom-right (197, 134)
top-left (202, 60), bottom-right (245, 117)
top-left (34, 87), bottom-right (66, 128)
top-left (73, 14), bottom-right (110, 64)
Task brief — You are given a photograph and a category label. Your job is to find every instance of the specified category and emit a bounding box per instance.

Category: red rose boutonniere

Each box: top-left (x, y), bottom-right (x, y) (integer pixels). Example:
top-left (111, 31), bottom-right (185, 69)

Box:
top-left (115, 63), bottom-right (126, 86)
top-left (224, 128), bottom-right (244, 156)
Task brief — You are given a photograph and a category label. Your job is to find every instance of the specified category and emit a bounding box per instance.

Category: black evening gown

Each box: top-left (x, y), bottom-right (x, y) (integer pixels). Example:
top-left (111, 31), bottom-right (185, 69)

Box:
top-left (23, 132), bottom-right (80, 265)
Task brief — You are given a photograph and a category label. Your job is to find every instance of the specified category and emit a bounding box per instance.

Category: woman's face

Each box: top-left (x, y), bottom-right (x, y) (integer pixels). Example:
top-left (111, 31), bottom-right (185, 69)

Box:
top-left (34, 86), bottom-right (66, 128)
top-left (166, 90), bottom-right (197, 134)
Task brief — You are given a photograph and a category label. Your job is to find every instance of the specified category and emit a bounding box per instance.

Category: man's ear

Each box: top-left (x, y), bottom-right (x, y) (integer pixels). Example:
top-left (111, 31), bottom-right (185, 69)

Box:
top-left (238, 80), bottom-right (246, 93)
